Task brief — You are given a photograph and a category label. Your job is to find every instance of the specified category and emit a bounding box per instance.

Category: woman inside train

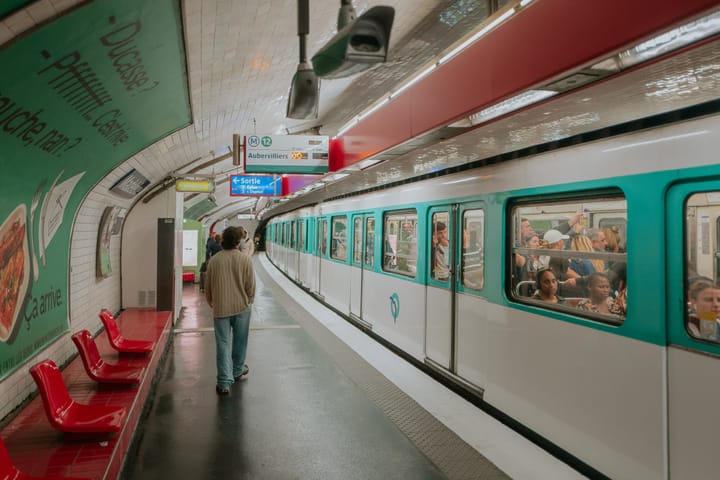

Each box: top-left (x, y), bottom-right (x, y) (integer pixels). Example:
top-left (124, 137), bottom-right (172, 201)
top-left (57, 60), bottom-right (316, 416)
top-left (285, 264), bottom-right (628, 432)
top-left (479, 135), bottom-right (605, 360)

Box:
top-left (576, 272), bottom-right (624, 316)
top-left (531, 269), bottom-right (567, 305)
top-left (603, 226), bottom-right (623, 253)
top-left (607, 262), bottom-right (627, 316)
top-left (568, 234), bottom-right (602, 297)
top-left (569, 234), bottom-right (602, 276)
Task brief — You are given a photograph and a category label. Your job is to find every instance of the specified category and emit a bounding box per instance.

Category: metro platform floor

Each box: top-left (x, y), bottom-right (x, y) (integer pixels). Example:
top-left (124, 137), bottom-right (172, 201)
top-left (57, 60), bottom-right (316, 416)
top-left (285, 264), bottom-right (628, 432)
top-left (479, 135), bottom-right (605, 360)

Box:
top-left (121, 255), bottom-right (585, 480)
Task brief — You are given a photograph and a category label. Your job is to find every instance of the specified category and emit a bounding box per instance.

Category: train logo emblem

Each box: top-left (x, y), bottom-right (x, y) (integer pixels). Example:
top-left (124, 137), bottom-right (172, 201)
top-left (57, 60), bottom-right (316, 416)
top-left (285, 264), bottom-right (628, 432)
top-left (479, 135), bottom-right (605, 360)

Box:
top-left (247, 136), bottom-right (260, 148)
top-left (389, 293), bottom-right (400, 323)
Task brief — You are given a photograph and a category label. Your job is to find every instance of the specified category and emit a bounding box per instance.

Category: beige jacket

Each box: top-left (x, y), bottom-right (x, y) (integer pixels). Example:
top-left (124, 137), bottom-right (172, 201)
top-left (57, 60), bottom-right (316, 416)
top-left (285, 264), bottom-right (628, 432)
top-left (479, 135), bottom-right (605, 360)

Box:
top-left (204, 248), bottom-right (255, 318)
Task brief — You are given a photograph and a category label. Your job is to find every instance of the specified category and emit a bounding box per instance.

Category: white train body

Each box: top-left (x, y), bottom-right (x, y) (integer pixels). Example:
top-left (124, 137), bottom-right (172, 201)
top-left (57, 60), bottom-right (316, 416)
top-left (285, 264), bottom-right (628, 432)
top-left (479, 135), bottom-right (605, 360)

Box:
top-left (265, 113), bottom-right (720, 480)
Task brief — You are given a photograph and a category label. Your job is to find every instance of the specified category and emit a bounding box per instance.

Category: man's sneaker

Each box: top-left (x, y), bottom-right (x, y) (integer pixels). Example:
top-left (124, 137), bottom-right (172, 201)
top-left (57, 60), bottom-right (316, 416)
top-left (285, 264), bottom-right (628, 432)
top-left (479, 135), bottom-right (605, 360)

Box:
top-left (234, 364), bottom-right (249, 382)
top-left (216, 385), bottom-right (230, 395)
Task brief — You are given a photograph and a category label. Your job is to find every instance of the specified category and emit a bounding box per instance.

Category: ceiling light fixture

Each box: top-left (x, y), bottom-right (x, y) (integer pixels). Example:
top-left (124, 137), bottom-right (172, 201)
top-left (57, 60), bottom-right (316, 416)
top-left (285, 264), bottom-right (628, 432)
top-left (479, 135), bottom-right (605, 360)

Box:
top-left (286, 0), bottom-right (319, 119)
top-left (437, 8), bottom-right (515, 66)
top-left (617, 10), bottom-right (720, 69)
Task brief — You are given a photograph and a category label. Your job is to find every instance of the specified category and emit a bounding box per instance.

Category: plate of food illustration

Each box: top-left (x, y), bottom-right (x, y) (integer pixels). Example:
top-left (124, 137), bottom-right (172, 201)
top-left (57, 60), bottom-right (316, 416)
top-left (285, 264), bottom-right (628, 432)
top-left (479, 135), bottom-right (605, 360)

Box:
top-left (0, 204), bottom-right (30, 343)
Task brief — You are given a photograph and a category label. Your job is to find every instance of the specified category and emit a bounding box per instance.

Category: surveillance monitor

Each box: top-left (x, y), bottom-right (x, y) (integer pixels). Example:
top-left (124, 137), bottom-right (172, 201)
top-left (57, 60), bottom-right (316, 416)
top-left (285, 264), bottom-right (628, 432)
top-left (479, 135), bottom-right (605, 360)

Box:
top-left (312, 5), bottom-right (394, 79)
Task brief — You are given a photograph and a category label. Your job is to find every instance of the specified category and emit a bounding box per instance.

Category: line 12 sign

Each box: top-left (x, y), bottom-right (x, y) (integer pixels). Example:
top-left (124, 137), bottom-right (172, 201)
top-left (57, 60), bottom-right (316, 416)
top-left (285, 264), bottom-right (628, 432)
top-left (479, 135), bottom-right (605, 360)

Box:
top-left (229, 174), bottom-right (281, 196)
top-left (244, 135), bottom-right (329, 174)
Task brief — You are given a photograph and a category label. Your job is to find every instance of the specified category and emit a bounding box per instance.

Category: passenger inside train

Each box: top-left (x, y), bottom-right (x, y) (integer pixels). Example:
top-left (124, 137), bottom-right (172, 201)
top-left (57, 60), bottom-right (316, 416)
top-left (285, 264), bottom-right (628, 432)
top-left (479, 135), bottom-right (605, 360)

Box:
top-left (531, 269), bottom-right (567, 305)
top-left (511, 198), bottom-right (628, 322)
top-left (576, 272), bottom-right (624, 316)
top-left (686, 277), bottom-right (720, 340)
top-left (432, 221), bottom-right (450, 281)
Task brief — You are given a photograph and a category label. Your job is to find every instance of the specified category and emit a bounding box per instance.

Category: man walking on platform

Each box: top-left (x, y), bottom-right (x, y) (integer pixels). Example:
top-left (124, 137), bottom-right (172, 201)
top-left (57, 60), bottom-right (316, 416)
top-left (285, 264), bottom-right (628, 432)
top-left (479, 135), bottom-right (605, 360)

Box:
top-left (204, 227), bottom-right (256, 395)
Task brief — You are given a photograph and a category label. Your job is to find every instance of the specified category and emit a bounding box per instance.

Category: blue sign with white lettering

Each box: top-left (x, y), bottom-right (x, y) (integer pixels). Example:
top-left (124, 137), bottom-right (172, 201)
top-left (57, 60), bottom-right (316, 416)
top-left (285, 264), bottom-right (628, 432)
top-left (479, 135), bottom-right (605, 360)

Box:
top-left (229, 174), bottom-right (280, 196)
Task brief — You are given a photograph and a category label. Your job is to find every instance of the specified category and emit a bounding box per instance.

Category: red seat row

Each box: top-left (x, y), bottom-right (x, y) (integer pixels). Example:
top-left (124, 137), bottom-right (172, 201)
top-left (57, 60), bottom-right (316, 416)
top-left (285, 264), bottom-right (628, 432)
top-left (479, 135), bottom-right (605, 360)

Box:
top-left (2, 309), bottom-right (156, 480)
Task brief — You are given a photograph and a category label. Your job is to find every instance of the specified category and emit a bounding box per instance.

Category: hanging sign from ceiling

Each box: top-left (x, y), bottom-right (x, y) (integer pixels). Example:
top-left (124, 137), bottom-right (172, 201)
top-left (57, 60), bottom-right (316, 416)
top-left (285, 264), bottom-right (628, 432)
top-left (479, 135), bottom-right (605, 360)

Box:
top-left (230, 174), bottom-right (281, 196)
top-left (176, 179), bottom-right (215, 193)
top-left (244, 135), bottom-right (329, 174)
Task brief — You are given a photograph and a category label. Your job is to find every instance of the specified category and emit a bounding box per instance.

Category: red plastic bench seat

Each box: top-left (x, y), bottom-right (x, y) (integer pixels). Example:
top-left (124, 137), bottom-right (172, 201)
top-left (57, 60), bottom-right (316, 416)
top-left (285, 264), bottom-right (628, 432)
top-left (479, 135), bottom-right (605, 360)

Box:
top-left (71, 330), bottom-right (146, 384)
top-left (1, 435), bottom-right (92, 479)
top-left (29, 360), bottom-right (127, 434)
top-left (99, 309), bottom-right (155, 354)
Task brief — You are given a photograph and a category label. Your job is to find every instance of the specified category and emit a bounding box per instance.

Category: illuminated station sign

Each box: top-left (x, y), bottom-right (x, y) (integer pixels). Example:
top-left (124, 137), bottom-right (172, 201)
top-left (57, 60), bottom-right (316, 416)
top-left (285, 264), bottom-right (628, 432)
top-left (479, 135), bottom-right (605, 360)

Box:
top-left (229, 174), bottom-right (281, 196)
top-left (244, 135), bottom-right (329, 174)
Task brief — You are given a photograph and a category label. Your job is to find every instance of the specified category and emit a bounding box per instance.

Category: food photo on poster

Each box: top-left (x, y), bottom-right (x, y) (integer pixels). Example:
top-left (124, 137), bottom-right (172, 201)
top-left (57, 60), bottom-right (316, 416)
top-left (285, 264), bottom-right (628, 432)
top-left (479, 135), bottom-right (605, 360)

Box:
top-left (0, 204), bottom-right (31, 345)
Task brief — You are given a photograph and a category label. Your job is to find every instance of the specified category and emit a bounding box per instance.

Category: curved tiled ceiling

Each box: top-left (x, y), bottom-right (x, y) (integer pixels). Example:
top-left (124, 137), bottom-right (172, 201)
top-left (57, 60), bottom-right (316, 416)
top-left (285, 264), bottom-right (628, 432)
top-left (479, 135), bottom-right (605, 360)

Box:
top-left (1, 0), bottom-right (718, 229)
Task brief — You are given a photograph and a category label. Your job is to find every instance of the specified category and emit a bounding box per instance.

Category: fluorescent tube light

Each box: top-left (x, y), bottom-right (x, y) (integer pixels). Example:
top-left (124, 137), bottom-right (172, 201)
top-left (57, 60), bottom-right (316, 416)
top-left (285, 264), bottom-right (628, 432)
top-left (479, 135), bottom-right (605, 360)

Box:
top-left (438, 8), bottom-right (515, 65)
top-left (617, 10), bottom-right (720, 68)
top-left (468, 89), bottom-right (556, 125)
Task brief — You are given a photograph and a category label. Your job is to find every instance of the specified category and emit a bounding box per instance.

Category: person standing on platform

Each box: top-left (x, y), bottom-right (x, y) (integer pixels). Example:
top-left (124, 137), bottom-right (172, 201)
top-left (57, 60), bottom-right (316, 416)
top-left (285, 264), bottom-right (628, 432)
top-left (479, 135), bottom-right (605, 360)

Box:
top-left (204, 227), bottom-right (256, 395)
top-left (207, 233), bottom-right (222, 259)
top-left (238, 226), bottom-right (252, 255)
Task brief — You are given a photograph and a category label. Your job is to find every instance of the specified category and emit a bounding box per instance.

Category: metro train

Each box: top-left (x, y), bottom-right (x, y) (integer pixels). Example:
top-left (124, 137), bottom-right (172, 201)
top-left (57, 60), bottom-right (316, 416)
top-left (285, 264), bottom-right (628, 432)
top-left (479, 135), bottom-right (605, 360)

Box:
top-left (262, 110), bottom-right (720, 479)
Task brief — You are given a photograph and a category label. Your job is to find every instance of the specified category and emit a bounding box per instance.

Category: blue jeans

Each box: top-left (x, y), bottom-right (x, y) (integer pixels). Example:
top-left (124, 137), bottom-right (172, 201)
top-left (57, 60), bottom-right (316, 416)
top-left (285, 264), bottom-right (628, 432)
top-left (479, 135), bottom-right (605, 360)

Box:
top-left (214, 307), bottom-right (251, 388)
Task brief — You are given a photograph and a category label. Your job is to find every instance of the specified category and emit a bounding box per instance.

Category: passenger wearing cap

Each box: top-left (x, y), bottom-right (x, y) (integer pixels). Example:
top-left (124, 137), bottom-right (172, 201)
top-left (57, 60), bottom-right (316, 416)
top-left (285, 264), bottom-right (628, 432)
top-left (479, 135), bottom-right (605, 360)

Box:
top-left (543, 229), bottom-right (569, 247)
top-left (541, 229), bottom-right (583, 296)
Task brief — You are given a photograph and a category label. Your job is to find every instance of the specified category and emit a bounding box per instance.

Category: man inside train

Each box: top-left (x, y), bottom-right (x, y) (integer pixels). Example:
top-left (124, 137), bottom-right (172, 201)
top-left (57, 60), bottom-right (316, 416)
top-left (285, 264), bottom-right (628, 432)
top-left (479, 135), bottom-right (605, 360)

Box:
top-left (542, 229), bottom-right (584, 297)
top-left (587, 228), bottom-right (608, 271)
top-left (433, 222), bottom-right (450, 281)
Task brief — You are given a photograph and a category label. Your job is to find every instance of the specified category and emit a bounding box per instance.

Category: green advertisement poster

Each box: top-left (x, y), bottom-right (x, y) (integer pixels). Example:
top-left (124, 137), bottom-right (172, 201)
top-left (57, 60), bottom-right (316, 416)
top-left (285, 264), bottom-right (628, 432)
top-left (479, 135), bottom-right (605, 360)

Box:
top-left (0, 0), bottom-right (191, 378)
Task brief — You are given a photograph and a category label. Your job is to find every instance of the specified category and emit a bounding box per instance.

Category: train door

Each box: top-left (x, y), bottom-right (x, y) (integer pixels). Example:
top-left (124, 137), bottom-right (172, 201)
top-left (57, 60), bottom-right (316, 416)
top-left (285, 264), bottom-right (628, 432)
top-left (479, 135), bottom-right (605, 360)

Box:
top-left (666, 183), bottom-right (720, 479)
top-left (291, 220), bottom-right (299, 278)
top-left (305, 217), bottom-right (317, 290)
top-left (315, 218), bottom-right (327, 295)
top-left (425, 207), bottom-right (455, 370)
top-left (361, 215), bottom-right (375, 327)
top-left (296, 219), bottom-right (305, 282)
top-left (349, 215), bottom-right (365, 319)
top-left (286, 222), bottom-right (293, 274)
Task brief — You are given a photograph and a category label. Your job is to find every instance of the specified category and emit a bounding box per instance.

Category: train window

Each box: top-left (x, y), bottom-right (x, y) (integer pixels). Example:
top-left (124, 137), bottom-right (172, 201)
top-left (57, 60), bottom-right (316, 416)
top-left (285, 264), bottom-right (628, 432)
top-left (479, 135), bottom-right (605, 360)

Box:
top-left (684, 192), bottom-right (720, 344)
top-left (431, 212), bottom-right (450, 282)
top-left (365, 217), bottom-right (375, 267)
top-left (510, 197), bottom-right (627, 324)
top-left (352, 217), bottom-right (362, 264)
top-left (383, 211), bottom-right (417, 277)
top-left (462, 209), bottom-right (484, 290)
top-left (318, 219), bottom-right (328, 257)
top-left (330, 216), bottom-right (347, 260)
